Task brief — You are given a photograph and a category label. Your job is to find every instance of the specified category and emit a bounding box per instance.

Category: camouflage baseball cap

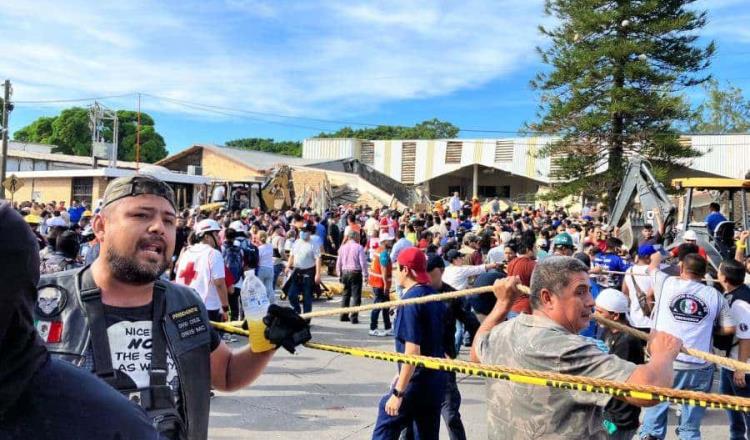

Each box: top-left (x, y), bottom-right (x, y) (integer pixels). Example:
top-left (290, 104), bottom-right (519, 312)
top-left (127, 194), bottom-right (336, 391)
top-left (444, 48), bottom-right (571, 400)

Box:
top-left (102, 175), bottom-right (175, 209)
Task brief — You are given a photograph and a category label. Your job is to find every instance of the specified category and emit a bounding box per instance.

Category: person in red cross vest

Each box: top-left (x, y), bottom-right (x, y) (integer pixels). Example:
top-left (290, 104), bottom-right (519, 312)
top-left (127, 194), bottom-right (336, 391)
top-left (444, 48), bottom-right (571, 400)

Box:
top-left (175, 219), bottom-right (230, 323)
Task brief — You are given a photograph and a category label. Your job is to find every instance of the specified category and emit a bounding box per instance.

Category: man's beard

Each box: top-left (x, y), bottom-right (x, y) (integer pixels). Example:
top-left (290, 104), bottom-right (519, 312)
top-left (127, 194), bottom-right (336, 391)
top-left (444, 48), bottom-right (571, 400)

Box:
top-left (106, 246), bottom-right (168, 285)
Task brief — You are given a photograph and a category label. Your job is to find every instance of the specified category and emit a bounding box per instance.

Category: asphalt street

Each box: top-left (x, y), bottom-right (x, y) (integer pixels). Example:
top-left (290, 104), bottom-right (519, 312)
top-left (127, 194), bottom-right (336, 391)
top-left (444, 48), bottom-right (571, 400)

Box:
top-left (209, 292), bottom-right (730, 439)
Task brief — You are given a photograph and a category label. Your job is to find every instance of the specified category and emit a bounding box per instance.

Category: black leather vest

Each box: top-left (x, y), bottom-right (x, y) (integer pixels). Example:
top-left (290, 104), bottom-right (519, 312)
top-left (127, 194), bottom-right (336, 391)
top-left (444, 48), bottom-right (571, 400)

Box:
top-left (34, 266), bottom-right (212, 440)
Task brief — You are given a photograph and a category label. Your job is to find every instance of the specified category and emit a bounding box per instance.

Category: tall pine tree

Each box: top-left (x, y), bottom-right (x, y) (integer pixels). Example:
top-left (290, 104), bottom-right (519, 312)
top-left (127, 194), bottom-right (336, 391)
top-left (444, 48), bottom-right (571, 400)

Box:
top-left (529, 0), bottom-right (714, 201)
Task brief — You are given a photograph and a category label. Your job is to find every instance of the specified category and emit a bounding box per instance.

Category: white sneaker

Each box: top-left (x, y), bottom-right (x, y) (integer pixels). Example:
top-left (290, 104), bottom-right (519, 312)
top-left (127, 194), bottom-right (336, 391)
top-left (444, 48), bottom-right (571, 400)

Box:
top-left (382, 328), bottom-right (393, 337)
top-left (369, 329), bottom-right (384, 337)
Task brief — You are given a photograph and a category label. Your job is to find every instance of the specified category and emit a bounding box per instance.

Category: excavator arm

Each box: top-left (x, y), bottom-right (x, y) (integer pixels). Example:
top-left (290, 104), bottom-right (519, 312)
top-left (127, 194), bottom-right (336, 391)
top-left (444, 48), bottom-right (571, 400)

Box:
top-left (608, 156), bottom-right (676, 248)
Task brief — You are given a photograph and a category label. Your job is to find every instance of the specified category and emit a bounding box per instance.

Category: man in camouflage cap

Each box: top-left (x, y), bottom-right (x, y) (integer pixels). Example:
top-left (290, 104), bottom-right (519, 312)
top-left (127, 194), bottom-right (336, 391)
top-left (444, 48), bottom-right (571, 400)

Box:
top-left (470, 256), bottom-right (683, 440)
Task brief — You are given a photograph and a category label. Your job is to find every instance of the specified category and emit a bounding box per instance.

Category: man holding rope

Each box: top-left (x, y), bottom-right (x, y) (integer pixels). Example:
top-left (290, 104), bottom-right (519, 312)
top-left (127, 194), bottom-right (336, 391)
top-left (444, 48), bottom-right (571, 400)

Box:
top-left (471, 256), bottom-right (683, 440)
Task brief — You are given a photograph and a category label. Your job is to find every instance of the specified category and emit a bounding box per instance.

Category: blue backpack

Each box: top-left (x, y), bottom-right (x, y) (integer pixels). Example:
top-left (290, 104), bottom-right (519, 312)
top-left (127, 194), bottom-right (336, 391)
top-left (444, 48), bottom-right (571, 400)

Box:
top-left (238, 238), bottom-right (259, 270)
top-left (223, 244), bottom-right (245, 282)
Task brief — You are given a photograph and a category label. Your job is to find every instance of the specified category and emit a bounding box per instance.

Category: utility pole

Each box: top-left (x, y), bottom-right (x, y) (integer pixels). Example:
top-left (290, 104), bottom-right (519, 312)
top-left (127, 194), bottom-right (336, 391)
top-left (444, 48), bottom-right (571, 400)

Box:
top-left (0, 80), bottom-right (12, 200)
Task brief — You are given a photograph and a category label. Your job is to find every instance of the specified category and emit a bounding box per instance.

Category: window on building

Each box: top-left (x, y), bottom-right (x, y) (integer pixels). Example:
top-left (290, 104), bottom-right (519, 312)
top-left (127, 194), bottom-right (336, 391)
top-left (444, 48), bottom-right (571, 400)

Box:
top-left (71, 177), bottom-right (93, 205)
top-left (401, 142), bottom-right (416, 184)
top-left (494, 140), bottom-right (513, 162)
top-left (445, 141), bottom-right (462, 164)
top-left (478, 186), bottom-right (496, 197)
top-left (479, 185), bottom-right (511, 198)
top-left (549, 153), bottom-right (566, 182)
top-left (361, 142), bottom-right (374, 165)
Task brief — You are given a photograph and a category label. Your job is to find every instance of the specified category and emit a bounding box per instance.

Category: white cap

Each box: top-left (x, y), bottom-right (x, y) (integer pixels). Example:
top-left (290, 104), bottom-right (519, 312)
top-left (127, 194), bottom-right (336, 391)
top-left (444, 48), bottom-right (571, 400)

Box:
top-left (229, 220), bottom-right (247, 232)
top-left (379, 232), bottom-right (394, 242)
top-left (47, 216), bottom-right (67, 227)
top-left (595, 288), bottom-right (629, 314)
top-left (684, 230), bottom-right (698, 241)
top-left (195, 219), bottom-right (221, 235)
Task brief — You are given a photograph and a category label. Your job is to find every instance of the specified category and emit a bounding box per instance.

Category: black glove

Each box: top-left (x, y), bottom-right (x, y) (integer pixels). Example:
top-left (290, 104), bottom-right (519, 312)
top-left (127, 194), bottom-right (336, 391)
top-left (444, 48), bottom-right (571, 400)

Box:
top-left (263, 304), bottom-right (311, 354)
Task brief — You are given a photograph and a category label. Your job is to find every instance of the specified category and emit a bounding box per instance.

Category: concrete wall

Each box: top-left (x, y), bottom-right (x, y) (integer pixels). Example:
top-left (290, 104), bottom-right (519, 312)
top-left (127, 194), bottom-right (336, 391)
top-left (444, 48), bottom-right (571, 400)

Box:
top-left (13, 177), bottom-right (72, 203)
top-left (365, 138), bottom-right (556, 185)
top-left (201, 149), bottom-right (263, 181)
top-left (302, 138), bottom-right (361, 161)
top-left (688, 134), bottom-right (750, 179)
top-left (160, 148), bottom-right (203, 174)
top-left (92, 177), bottom-right (110, 202)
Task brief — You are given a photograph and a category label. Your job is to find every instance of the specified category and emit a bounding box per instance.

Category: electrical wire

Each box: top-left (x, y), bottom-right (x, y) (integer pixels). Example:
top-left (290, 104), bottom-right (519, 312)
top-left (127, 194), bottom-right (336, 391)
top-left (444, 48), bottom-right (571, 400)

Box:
top-left (148, 95), bottom-right (331, 132)
top-left (10, 90), bottom-right (749, 138)
top-left (13, 93), bottom-right (138, 104)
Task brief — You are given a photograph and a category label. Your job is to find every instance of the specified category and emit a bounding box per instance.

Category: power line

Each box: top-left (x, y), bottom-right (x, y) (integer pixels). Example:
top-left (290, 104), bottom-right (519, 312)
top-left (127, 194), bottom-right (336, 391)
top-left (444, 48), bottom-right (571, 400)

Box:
top-left (10, 90), bottom-right (750, 138)
top-left (147, 95), bottom-right (331, 132)
top-left (14, 92), bottom-right (137, 104)
top-left (143, 94), bottom-right (539, 134)
top-left (142, 93), bottom-right (380, 128)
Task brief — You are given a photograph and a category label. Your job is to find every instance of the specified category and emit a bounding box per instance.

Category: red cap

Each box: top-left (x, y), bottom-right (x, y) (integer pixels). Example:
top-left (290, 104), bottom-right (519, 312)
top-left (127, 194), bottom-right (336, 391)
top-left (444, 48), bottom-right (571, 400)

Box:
top-left (397, 247), bottom-right (430, 285)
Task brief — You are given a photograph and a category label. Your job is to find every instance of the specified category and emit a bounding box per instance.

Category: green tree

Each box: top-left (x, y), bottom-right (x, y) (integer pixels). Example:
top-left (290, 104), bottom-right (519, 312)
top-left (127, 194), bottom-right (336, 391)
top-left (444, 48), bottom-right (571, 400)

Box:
top-left (14, 107), bottom-right (168, 162)
top-left (107, 111), bottom-right (168, 162)
top-left (47, 107), bottom-right (91, 156)
top-left (529, 0), bottom-right (714, 201)
top-left (688, 79), bottom-right (750, 133)
top-left (225, 138), bottom-right (302, 156)
top-left (14, 116), bottom-right (56, 144)
top-left (317, 118), bottom-right (459, 140)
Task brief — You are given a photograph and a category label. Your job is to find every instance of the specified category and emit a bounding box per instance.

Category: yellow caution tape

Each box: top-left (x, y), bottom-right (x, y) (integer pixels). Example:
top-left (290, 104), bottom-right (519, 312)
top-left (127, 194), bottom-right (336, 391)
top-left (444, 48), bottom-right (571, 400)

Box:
top-left (208, 323), bottom-right (750, 412)
top-left (305, 342), bottom-right (750, 413)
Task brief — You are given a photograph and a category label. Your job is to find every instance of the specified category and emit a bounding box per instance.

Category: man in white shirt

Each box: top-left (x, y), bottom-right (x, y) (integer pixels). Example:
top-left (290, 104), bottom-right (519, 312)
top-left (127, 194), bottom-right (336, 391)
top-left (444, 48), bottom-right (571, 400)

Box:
top-left (442, 249), bottom-right (499, 290)
top-left (641, 253), bottom-right (735, 440)
top-left (286, 222), bottom-right (322, 316)
top-left (717, 259), bottom-right (750, 439)
top-left (175, 219), bottom-right (230, 323)
top-left (364, 211), bottom-right (380, 239)
top-left (487, 232), bottom-right (511, 265)
top-left (449, 192), bottom-right (462, 215)
top-left (622, 244), bottom-right (657, 332)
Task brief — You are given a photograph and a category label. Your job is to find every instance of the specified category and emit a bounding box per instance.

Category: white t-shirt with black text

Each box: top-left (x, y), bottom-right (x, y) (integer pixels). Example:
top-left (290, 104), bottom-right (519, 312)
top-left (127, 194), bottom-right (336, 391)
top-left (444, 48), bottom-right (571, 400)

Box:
top-left (651, 271), bottom-right (734, 367)
top-left (728, 293), bottom-right (750, 369)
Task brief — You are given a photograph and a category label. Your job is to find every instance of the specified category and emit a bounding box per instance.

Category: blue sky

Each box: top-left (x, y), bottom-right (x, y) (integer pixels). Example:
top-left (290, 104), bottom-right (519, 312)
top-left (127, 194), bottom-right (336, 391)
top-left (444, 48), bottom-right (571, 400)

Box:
top-left (2, 0), bottom-right (749, 155)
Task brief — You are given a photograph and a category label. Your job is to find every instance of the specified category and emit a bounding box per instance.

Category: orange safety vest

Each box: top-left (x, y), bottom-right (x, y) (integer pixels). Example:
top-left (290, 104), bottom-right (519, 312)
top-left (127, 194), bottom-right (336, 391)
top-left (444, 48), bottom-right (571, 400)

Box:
top-left (368, 247), bottom-right (392, 290)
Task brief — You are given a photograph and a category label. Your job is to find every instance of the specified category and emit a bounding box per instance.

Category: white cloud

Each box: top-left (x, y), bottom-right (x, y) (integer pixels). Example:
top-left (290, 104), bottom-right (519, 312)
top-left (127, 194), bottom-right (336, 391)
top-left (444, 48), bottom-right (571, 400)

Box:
top-left (0, 0), bottom-right (550, 120)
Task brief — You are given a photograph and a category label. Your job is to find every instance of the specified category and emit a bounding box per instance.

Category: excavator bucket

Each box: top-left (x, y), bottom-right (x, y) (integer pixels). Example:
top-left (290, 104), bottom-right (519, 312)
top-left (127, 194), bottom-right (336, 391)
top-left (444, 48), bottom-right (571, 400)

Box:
top-left (619, 217), bottom-right (635, 250)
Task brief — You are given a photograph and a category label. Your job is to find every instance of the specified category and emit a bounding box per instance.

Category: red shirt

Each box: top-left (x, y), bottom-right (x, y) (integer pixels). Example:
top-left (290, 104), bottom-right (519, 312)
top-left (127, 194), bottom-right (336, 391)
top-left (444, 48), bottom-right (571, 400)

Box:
top-left (507, 255), bottom-right (536, 314)
top-left (670, 245), bottom-right (708, 259)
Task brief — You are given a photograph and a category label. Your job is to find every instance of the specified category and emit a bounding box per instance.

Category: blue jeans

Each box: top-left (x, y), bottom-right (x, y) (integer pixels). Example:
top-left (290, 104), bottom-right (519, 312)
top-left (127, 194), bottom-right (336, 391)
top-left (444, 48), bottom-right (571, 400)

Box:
top-left (288, 270), bottom-right (314, 314)
top-left (640, 365), bottom-right (714, 440)
top-left (720, 367), bottom-right (750, 440)
top-left (273, 263), bottom-right (284, 293)
top-left (453, 321), bottom-right (464, 354)
top-left (257, 266), bottom-right (276, 305)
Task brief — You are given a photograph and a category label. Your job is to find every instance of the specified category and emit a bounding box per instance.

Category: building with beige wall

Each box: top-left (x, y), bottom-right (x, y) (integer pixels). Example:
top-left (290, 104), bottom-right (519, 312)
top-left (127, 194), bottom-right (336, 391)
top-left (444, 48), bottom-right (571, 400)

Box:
top-left (4, 142), bottom-right (210, 208)
top-left (157, 143), bottom-right (318, 181)
top-left (9, 167), bottom-right (210, 209)
top-left (302, 134), bottom-right (750, 204)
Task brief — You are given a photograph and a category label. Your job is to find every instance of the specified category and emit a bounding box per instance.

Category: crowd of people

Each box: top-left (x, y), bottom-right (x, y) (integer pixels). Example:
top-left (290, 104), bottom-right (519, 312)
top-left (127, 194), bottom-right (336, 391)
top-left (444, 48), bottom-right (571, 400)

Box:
top-left (4, 180), bottom-right (750, 440)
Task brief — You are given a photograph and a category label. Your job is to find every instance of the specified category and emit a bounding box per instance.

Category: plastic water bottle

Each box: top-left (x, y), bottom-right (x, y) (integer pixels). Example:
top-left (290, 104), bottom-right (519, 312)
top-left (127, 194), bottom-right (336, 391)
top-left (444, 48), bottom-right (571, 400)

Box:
top-left (240, 270), bottom-right (272, 352)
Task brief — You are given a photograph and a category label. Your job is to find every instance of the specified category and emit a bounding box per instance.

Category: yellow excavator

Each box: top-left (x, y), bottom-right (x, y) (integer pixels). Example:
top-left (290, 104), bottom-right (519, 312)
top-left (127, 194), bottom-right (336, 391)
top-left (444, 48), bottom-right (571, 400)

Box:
top-left (610, 156), bottom-right (750, 272)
